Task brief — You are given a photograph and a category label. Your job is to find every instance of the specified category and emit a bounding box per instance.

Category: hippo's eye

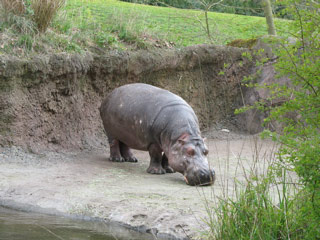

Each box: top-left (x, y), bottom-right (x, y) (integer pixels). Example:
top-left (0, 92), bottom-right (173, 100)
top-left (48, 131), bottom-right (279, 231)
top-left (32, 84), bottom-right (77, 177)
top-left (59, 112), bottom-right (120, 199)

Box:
top-left (203, 149), bottom-right (209, 156)
top-left (186, 147), bottom-right (195, 156)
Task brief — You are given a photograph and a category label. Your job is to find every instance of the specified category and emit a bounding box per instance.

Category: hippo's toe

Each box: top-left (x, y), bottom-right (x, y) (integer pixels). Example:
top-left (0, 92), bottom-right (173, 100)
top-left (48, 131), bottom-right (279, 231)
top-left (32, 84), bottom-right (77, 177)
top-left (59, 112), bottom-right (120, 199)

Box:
top-left (124, 156), bottom-right (138, 163)
top-left (110, 156), bottom-right (125, 162)
top-left (164, 166), bottom-right (175, 173)
top-left (147, 166), bottom-right (166, 174)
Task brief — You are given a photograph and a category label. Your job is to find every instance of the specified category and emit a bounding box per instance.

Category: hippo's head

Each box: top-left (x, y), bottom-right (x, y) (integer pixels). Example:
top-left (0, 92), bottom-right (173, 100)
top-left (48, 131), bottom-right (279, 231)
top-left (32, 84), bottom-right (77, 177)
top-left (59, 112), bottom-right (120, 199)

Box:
top-left (168, 133), bottom-right (215, 186)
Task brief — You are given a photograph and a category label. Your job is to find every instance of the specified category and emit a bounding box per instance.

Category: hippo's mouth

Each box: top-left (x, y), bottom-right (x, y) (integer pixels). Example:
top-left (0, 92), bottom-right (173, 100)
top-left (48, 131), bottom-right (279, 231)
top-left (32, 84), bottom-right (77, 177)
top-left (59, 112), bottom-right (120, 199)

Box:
top-left (183, 170), bottom-right (215, 186)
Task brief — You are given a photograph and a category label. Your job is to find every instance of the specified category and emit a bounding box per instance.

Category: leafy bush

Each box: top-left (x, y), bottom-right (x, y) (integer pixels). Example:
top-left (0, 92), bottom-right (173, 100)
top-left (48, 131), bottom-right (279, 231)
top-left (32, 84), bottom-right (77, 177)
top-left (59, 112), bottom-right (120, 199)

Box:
top-left (30, 0), bottom-right (65, 33)
top-left (231, 0), bottom-right (320, 238)
top-left (263, 0), bottom-right (319, 199)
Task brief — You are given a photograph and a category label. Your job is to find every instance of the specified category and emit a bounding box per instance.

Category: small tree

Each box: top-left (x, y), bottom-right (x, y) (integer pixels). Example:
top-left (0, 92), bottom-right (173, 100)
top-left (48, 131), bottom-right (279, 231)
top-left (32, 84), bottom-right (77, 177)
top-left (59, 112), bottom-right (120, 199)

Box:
top-left (262, 0), bottom-right (276, 35)
top-left (195, 0), bottom-right (223, 40)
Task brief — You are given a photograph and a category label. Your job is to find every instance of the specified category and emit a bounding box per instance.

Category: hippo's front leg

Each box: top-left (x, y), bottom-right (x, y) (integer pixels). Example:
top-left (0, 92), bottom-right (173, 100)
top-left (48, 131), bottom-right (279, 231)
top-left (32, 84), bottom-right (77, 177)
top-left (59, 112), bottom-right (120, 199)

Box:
top-left (162, 154), bottom-right (175, 173)
top-left (147, 144), bottom-right (166, 174)
top-left (120, 142), bottom-right (138, 162)
top-left (109, 139), bottom-right (124, 162)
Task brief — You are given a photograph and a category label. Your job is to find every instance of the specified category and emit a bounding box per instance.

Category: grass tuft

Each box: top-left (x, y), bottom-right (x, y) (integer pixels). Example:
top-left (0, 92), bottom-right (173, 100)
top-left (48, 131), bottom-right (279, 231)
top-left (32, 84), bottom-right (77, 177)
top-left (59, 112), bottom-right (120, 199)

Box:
top-left (31, 0), bottom-right (66, 33)
top-left (202, 136), bottom-right (319, 240)
top-left (0, 0), bottom-right (26, 16)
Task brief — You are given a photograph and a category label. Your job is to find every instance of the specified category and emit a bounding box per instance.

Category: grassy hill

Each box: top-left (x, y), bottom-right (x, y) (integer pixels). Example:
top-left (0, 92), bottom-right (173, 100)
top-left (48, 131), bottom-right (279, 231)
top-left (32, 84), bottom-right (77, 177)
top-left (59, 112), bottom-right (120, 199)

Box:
top-left (0, 0), bottom-right (290, 56)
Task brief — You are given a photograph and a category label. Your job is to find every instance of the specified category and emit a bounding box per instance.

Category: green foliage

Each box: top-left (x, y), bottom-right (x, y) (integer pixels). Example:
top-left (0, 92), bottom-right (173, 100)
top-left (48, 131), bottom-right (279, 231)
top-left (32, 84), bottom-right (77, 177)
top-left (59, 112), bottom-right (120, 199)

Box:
top-left (208, 181), bottom-right (289, 239)
top-left (120, 0), bottom-right (193, 9)
top-left (119, 0), bottom-right (291, 18)
top-left (120, 0), bottom-right (266, 16)
top-left (211, 0), bottom-right (265, 16)
top-left (205, 172), bottom-right (320, 240)
top-left (219, 1), bottom-right (320, 239)
top-left (238, 0), bottom-right (319, 195)
top-left (234, 1), bottom-right (320, 238)
top-left (264, 0), bottom-right (320, 194)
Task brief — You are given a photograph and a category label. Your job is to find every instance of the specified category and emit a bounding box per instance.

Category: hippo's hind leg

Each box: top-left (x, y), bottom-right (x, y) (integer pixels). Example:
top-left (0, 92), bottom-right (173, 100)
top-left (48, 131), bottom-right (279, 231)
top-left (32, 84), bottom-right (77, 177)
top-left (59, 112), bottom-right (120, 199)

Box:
top-left (147, 144), bottom-right (166, 174)
top-left (120, 143), bottom-right (138, 163)
top-left (107, 134), bottom-right (125, 162)
top-left (162, 154), bottom-right (175, 173)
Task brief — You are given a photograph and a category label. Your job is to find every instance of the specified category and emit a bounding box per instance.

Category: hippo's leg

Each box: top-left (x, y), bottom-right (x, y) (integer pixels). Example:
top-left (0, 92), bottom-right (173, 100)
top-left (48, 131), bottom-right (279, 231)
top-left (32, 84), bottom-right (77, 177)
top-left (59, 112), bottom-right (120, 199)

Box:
top-left (120, 142), bottom-right (138, 163)
top-left (162, 154), bottom-right (175, 173)
top-left (107, 134), bottom-right (124, 162)
top-left (147, 144), bottom-right (166, 174)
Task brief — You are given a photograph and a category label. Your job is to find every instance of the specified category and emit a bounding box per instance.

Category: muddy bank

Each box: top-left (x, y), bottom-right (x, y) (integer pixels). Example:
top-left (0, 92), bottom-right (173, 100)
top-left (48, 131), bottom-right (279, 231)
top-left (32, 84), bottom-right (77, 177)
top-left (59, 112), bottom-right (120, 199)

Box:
top-left (0, 132), bottom-right (277, 239)
top-left (0, 45), bottom-right (255, 151)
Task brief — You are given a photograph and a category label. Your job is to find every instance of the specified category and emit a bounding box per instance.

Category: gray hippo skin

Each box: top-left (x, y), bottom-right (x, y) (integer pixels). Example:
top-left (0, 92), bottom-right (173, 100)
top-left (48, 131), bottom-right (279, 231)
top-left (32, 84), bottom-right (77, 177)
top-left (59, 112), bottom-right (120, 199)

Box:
top-left (100, 83), bottom-right (215, 186)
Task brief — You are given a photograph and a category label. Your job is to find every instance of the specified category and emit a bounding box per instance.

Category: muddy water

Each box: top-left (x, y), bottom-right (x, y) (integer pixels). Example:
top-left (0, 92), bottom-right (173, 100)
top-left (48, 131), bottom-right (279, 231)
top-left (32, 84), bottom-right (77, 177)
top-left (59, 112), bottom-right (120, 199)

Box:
top-left (0, 207), bottom-right (153, 240)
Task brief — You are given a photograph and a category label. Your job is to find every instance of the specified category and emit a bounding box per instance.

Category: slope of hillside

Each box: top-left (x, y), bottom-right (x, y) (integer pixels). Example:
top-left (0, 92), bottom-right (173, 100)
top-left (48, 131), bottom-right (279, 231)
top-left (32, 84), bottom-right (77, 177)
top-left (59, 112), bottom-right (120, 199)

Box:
top-left (0, 0), bottom-right (290, 57)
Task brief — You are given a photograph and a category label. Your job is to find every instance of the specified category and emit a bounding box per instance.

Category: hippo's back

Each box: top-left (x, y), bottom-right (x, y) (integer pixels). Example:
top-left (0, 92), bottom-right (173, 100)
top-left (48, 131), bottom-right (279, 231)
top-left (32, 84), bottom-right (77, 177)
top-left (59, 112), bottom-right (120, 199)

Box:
top-left (100, 83), bottom-right (191, 150)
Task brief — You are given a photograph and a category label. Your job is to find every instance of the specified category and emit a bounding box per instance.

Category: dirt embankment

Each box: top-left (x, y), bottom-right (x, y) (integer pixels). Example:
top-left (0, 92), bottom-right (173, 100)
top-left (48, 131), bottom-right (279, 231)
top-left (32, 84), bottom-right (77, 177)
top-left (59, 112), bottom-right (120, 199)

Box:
top-left (0, 45), bottom-right (255, 151)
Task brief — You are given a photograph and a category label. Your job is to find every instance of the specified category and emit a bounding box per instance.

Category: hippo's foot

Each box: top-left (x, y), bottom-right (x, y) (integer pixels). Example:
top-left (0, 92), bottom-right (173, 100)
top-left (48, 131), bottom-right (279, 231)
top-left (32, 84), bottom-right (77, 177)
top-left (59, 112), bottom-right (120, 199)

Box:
top-left (147, 166), bottom-right (166, 174)
top-left (109, 156), bottom-right (125, 162)
top-left (124, 156), bottom-right (138, 163)
top-left (164, 166), bottom-right (175, 173)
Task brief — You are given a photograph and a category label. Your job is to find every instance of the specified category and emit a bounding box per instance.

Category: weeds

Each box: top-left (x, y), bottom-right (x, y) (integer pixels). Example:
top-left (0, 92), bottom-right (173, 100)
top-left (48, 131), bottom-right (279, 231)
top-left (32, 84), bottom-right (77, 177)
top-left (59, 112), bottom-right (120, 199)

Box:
top-left (206, 174), bottom-right (294, 239)
top-left (200, 135), bottom-right (318, 240)
top-left (31, 0), bottom-right (66, 33)
top-left (0, 0), bottom-right (26, 16)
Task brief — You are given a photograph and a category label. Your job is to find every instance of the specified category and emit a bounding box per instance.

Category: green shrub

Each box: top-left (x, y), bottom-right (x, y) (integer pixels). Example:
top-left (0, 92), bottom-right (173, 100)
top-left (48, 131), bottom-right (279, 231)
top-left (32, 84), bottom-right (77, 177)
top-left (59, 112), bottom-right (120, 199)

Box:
top-left (262, 0), bottom-right (319, 200)
top-left (232, 0), bottom-right (319, 238)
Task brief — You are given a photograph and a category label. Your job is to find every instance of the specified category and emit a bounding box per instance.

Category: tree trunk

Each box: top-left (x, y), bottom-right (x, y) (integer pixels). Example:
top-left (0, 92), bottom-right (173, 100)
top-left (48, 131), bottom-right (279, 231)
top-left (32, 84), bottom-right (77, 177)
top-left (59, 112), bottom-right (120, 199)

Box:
top-left (262, 0), bottom-right (276, 35)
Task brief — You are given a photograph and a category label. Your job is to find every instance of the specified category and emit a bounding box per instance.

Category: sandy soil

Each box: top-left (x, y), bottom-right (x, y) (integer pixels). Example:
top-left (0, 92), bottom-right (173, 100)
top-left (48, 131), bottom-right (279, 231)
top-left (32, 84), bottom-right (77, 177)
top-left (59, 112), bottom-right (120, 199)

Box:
top-left (0, 130), bottom-right (278, 239)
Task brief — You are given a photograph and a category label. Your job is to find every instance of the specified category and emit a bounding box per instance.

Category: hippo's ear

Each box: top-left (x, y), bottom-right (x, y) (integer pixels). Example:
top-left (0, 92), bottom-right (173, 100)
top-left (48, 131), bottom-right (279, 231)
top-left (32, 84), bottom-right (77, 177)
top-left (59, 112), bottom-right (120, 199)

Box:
top-left (178, 133), bottom-right (189, 145)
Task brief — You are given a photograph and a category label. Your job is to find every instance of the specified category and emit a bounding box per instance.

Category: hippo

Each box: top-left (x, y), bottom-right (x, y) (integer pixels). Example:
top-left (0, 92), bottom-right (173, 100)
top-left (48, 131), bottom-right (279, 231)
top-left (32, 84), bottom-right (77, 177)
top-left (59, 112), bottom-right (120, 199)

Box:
top-left (99, 83), bottom-right (215, 186)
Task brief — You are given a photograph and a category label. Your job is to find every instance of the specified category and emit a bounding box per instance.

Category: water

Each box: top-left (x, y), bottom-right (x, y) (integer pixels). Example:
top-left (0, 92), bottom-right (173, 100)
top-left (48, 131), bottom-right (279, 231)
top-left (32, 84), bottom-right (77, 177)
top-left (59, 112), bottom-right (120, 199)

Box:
top-left (0, 207), bottom-right (154, 240)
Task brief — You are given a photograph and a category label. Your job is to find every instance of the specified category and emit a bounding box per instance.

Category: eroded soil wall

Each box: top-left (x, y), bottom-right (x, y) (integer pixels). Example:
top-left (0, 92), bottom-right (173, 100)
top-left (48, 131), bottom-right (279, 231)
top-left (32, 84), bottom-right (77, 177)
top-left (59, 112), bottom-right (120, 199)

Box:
top-left (0, 45), bottom-right (253, 151)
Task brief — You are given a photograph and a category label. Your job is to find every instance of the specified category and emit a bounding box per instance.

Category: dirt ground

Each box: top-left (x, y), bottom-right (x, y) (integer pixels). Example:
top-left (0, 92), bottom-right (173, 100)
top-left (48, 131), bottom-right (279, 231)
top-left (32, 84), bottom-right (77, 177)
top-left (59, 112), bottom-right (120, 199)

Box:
top-left (0, 130), bottom-right (277, 239)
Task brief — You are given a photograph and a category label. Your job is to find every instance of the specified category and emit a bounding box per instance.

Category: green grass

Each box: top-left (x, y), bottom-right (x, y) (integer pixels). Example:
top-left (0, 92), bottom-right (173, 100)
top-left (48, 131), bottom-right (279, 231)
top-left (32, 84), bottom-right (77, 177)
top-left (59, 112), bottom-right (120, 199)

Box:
top-left (63, 0), bottom-right (290, 46)
top-left (0, 0), bottom-right (291, 56)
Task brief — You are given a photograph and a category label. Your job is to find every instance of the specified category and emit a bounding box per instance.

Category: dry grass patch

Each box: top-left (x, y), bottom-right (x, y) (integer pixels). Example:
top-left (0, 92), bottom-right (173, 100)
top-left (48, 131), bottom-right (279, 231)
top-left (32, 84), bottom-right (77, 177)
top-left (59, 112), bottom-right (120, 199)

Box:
top-left (0, 0), bottom-right (26, 15)
top-left (31, 0), bottom-right (65, 32)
